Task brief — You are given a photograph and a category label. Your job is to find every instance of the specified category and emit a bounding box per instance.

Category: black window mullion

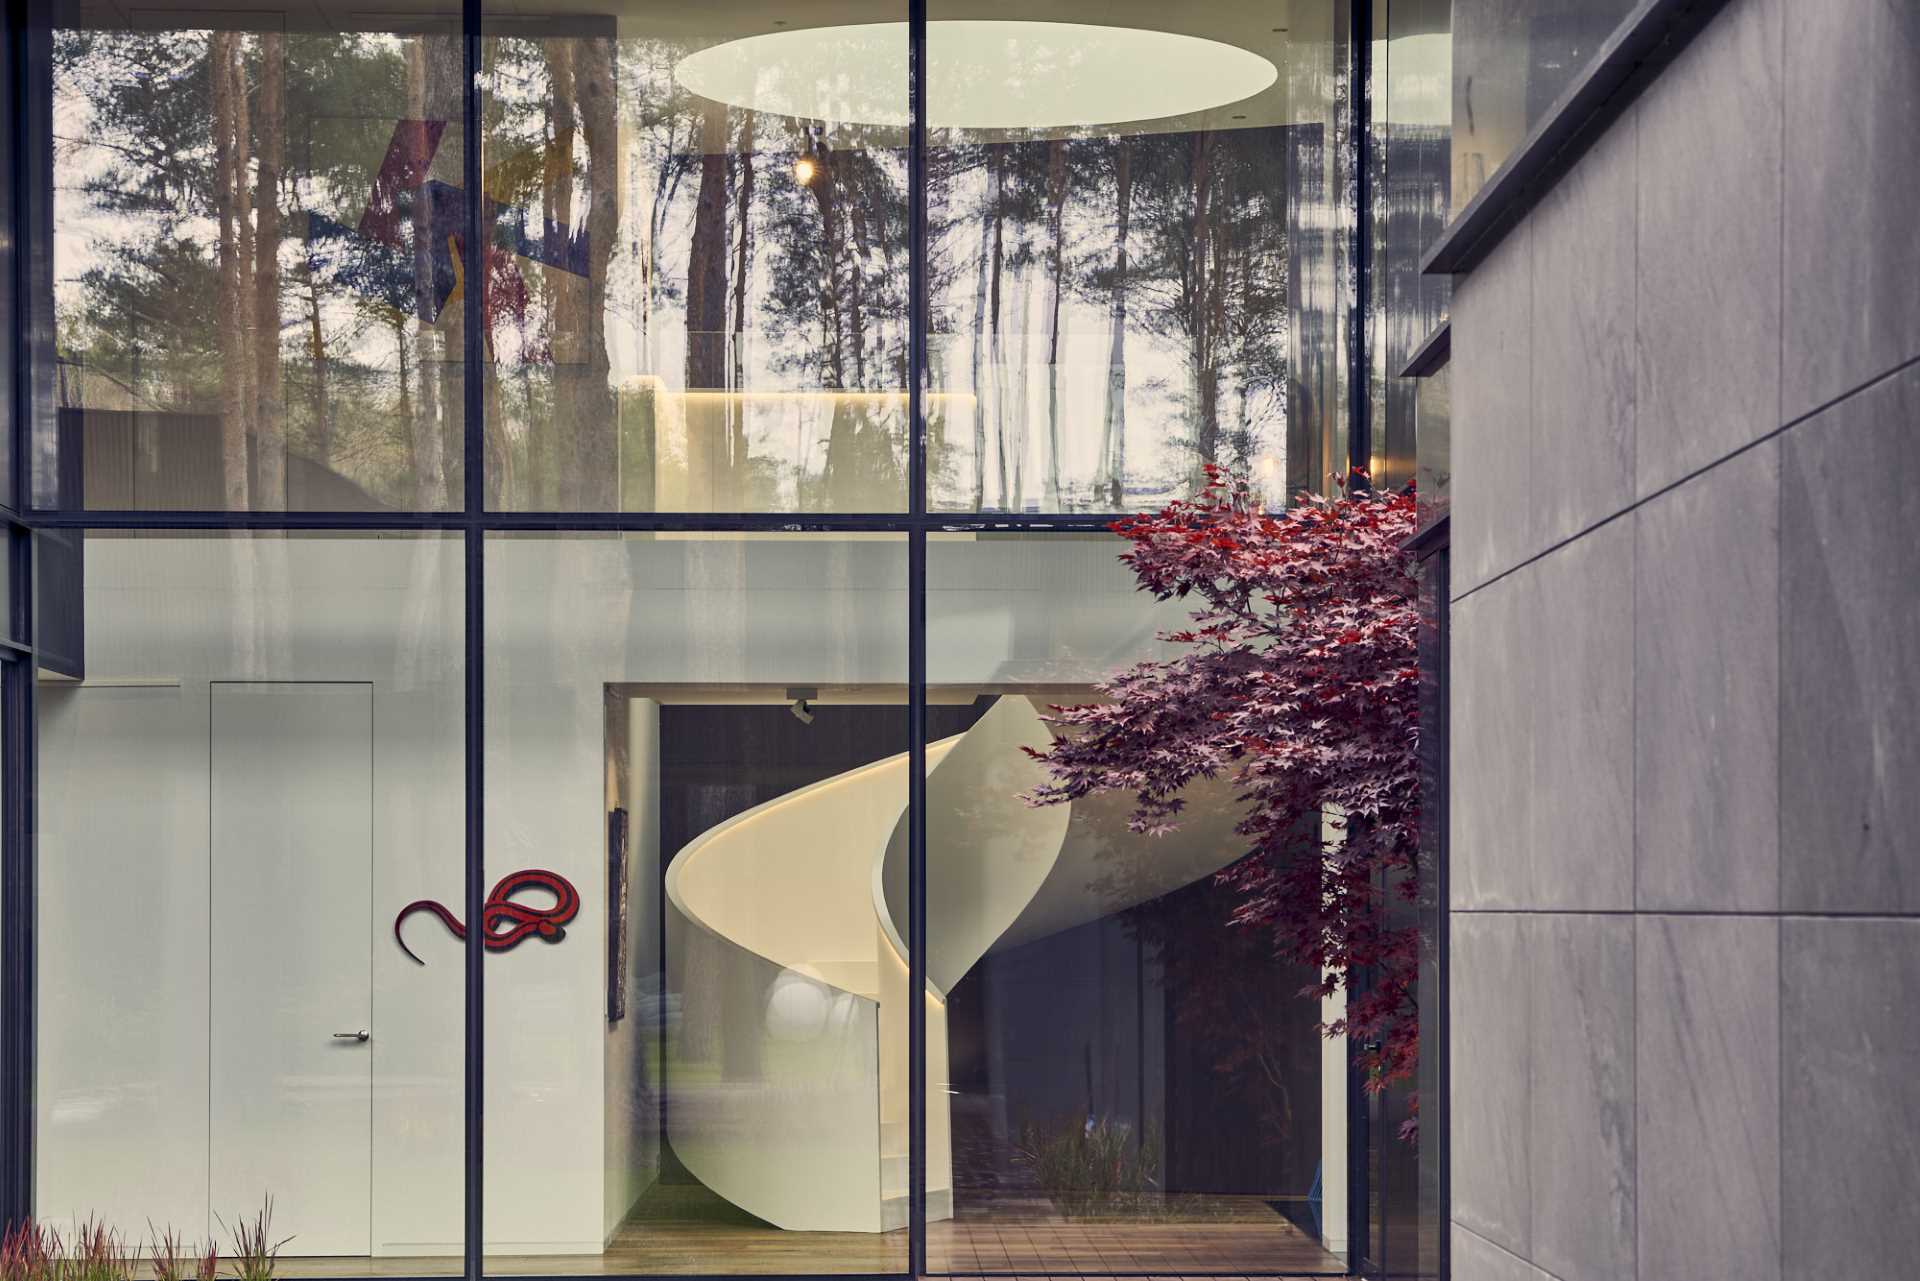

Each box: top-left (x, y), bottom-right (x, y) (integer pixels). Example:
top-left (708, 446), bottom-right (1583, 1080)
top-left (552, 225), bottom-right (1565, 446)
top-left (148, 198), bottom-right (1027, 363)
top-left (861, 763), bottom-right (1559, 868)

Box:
top-left (0, 524), bottom-right (35, 1228)
top-left (462, 0), bottom-right (486, 1276)
top-left (8, 0), bottom-right (25, 519)
top-left (905, 0), bottom-right (928, 1273)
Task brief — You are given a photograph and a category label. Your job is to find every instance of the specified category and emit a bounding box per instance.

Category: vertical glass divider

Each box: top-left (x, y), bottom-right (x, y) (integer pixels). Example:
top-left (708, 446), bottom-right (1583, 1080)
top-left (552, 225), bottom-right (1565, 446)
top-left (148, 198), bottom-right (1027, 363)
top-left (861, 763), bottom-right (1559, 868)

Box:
top-left (906, 1), bottom-right (929, 1276)
top-left (462, 3), bottom-right (485, 1274)
top-left (907, 524), bottom-right (927, 1280)
top-left (463, 523), bottom-right (484, 1281)
top-left (10, 0), bottom-right (26, 517)
top-left (1347, 3), bottom-right (1375, 1268)
top-left (463, 0), bottom-right (484, 511)
top-left (1347, 0), bottom-right (1373, 493)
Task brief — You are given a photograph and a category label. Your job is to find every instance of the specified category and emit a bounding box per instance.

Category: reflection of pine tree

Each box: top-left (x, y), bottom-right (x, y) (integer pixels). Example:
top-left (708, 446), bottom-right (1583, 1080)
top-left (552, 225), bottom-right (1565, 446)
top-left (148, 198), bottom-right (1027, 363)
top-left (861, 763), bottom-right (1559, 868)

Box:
top-left (541, 36), bottom-right (619, 512)
top-left (57, 25), bottom-right (476, 508)
top-left (685, 102), bottom-right (732, 507)
top-left (255, 32), bottom-right (286, 509)
top-left (1093, 136), bottom-right (1131, 510)
top-left (931, 125), bottom-right (1291, 511)
top-left (762, 129), bottom-right (910, 510)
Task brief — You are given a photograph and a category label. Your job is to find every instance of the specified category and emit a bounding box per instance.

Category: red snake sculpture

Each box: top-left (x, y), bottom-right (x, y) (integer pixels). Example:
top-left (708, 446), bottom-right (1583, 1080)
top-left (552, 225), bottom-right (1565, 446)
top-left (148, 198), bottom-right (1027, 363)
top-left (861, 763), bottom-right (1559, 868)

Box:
top-left (394, 868), bottom-right (580, 965)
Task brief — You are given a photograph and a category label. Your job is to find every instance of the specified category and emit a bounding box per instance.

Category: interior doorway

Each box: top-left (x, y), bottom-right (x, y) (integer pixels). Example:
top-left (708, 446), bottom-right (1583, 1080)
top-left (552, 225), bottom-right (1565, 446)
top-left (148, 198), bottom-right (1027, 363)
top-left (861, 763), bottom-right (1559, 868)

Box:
top-left (210, 682), bottom-right (375, 1257)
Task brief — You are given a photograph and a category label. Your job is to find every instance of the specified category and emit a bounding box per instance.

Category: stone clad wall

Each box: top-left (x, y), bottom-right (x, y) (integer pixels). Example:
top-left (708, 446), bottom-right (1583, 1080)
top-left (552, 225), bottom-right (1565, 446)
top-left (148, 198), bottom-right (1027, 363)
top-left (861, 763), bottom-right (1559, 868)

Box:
top-left (1444, 0), bottom-right (1920, 1277)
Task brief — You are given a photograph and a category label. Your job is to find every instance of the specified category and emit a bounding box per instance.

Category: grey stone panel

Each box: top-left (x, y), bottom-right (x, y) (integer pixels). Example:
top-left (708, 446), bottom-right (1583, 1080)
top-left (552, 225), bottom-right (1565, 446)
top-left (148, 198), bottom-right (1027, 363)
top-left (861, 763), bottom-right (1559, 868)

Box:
top-left (1452, 221), bottom-right (1534, 593)
top-left (1452, 912), bottom-right (1532, 1258)
top-left (1782, 0), bottom-right (1920, 420)
top-left (1635, 0), bottom-right (1784, 496)
top-left (1780, 364), bottom-right (1920, 911)
top-left (1634, 440), bottom-right (1780, 911)
top-left (1636, 915), bottom-right (1780, 1281)
top-left (1528, 913), bottom-right (1636, 1281)
top-left (1530, 105), bottom-right (1637, 551)
top-left (1530, 521), bottom-right (1634, 911)
top-left (1452, 569), bottom-right (1534, 910)
top-left (1781, 918), bottom-right (1920, 1280)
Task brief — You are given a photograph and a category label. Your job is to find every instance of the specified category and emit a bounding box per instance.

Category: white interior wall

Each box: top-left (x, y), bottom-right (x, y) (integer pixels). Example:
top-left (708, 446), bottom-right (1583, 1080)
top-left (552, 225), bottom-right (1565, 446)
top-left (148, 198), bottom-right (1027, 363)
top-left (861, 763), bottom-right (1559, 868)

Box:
top-left (603, 696), bottom-right (662, 1242)
top-left (40, 532), bottom-right (1185, 1255)
top-left (39, 536), bottom-right (465, 1254)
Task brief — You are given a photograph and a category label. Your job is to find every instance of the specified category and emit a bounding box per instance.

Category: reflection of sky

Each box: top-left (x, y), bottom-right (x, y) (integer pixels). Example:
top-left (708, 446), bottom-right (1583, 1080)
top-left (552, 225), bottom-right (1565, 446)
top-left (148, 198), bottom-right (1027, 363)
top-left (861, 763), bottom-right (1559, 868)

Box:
top-left (54, 30), bottom-right (1291, 510)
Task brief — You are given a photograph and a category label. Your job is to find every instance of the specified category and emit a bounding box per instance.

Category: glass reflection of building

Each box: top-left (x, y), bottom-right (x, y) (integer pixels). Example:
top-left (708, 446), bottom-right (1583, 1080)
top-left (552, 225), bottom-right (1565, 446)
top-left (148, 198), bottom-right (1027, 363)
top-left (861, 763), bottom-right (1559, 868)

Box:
top-left (3, 3), bottom-right (1637, 1280)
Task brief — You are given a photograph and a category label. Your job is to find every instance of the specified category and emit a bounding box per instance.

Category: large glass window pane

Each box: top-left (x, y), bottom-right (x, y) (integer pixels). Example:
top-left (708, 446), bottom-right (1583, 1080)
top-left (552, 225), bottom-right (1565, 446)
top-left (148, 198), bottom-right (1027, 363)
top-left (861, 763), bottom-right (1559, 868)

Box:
top-left (480, 6), bottom-right (910, 514)
top-left (1414, 362), bottom-right (1450, 529)
top-left (0, 0), bottom-right (14, 511)
top-left (48, 2), bottom-right (464, 511)
top-left (922, 532), bottom-right (1341, 1275)
top-left (36, 531), bottom-right (464, 1274)
top-left (1370, 0), bottom-right (1452, 495)
top-left (924, 7), bottom-right (1351, 513)
top-left (484, 532), bottom-right (909, 1273)
top-left (1450, 0), bottom-right (1638, 212)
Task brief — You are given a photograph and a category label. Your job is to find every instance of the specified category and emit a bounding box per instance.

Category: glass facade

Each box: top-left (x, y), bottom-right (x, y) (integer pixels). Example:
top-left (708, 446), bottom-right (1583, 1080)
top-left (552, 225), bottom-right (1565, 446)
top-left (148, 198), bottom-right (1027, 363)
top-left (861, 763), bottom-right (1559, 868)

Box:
top-left (0, 0), bottom-right (1561, 1276)
top-left (923, 534), bottom-right (1337, 1275)
top-left (35, 532), bottom-right (465, 1267)
top-left (48, 1), bottom-right (466, 511)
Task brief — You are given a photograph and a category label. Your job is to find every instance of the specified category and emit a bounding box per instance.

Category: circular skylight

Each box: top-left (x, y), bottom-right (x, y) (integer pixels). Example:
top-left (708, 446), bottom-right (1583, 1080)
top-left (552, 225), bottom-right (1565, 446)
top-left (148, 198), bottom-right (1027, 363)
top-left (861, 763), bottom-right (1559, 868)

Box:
top-left (674, 20), bottom-right (1279, 132)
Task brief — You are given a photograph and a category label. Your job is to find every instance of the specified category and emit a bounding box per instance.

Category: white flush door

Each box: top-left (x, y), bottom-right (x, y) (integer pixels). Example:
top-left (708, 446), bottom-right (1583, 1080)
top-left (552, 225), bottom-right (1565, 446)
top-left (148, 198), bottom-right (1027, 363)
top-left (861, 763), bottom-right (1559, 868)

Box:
top-left (211, 683), bottom-right (374, 1257)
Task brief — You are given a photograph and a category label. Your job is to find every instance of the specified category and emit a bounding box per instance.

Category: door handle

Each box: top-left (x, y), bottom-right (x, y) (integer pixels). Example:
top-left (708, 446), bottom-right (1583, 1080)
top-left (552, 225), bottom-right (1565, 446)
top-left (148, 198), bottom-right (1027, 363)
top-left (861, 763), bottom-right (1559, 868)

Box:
top-left (333, 1029), bottom-right (371, 1042)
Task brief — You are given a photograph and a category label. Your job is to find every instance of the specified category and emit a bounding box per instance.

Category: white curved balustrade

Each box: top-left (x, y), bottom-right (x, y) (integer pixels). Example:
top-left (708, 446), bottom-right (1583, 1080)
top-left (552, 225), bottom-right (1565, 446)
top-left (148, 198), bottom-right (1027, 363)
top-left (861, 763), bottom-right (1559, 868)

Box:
top-left (663, 695), bottom-right (1247, 1234)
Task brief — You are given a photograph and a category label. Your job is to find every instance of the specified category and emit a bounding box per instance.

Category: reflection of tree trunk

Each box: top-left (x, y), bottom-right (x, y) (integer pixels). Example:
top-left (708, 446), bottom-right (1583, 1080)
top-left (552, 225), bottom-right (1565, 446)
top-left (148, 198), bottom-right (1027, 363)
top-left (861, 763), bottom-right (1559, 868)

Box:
top-left (255, 32), bottom-right (285, 509)
top-left (211, 31), bottom-right (248, 510)
top-left (1006, 266), bottom-right (1032, 512)
top-left (393, 312), bottom-right (412, 432)
top-left (1212, 163), bottom-right (1234, 468)
top-left (640, 110), bottom-right (689, 380)
top-left (484, 366), bottom-right (510, 506)
top-left (728, 117), bottom-right (754, 504)
top-left (967, 181), bottom-right (992, 509)
top-left (1043, 138), bottom-right (1066, 509)
top-left (985, 144), bottom-right (1007, 508)
top-left (573, 35), bottom-right (620, 512)
top-left (545, 38), bottom-right (618, 510)
top-left (1189, 130), bottom-right (1220, 471)
top-left (809, 142), bottom-right (848, 393)
top-left (530, 91), bottom-right (561, 507)
top-left (685, 103), bottom-right (730, 510)
top-left (1096, 138), bottom-right (1130, 509)
top-left (305, 262), bottom-right (331, 466)
top-left (406, 36), bottom-right (444, 511)
top-left (847, 171), bottom-right (870, 390)
top-left (809, 142), bottom-right (864, 507)
top-left (234, 42), bottom-right (256, 489)
top-left (544, 42), bottom-right (582, 506)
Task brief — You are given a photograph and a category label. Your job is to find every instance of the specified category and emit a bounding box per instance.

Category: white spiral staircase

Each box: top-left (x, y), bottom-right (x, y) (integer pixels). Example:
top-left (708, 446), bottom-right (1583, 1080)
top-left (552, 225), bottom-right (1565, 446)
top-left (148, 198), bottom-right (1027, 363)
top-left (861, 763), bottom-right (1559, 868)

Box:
top-left (661, 695), bottom-right (1245, 1232)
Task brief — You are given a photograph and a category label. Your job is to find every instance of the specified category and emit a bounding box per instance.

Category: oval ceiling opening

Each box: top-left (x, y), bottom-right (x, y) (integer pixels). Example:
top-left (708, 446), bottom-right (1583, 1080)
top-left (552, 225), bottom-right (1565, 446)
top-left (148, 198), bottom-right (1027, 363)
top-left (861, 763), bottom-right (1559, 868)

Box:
top-left (674, 20), bottom-right (1280, 132)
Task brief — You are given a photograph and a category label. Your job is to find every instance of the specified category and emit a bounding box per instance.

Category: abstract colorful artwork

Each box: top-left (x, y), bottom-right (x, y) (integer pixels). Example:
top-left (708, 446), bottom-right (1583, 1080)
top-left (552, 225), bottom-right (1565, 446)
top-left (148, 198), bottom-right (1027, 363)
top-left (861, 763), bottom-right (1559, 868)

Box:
top-left (303, 118), bottom-right (590, 335)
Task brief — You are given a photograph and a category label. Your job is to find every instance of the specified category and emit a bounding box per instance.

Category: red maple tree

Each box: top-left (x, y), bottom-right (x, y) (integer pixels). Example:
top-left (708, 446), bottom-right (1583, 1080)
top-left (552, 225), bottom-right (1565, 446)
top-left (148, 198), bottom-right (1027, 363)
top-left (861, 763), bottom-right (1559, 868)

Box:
top-left (1025, 468), bottom-right (1423, 1106)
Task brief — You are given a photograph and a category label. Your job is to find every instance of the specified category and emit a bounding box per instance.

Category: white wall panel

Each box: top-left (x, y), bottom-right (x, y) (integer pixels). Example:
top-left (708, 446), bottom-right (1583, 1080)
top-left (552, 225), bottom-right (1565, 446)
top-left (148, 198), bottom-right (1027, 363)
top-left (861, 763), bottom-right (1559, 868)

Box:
top-left (38, 683), bottom-right (211, 1240)
top-left (42, 532), bottom-right (1182, 1255)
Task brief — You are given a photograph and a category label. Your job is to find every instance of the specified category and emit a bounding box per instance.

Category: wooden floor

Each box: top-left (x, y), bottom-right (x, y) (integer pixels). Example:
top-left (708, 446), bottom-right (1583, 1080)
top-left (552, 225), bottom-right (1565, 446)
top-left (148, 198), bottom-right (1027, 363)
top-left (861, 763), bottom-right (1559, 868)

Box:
top-left (273, 1185), bottom-right (1342, 1278)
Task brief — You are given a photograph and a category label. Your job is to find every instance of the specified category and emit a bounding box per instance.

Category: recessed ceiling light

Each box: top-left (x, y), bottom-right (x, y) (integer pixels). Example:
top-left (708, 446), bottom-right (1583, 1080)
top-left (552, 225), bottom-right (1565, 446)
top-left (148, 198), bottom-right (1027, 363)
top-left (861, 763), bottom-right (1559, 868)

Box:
top-left (675, 20), bottom-right (1279, 131)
